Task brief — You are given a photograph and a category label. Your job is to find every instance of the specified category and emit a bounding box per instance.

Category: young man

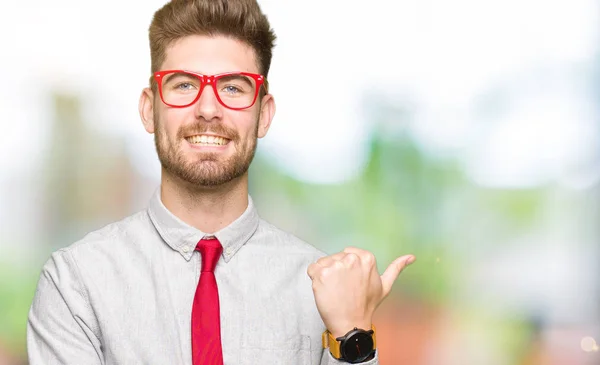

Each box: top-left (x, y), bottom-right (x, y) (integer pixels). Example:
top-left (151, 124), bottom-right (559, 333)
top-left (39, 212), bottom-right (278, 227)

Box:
top-left (27, 0), bottom-right (415, 364)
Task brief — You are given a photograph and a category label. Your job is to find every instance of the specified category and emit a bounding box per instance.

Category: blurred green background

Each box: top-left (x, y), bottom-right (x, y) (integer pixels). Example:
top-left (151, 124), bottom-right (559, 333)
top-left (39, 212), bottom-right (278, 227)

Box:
top-left (1, 0), bottom-right (600, 364)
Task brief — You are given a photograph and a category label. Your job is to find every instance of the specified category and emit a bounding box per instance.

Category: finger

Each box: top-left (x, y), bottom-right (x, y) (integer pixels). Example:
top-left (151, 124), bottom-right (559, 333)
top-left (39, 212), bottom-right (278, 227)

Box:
top-left (342, 252), bottom-right (359, 267)
top-left (342, 246), bottom-right (365, 255)
top-left (307, 262), bottom-right (321, 280)
top-left (343, 247), bottom-right (376, 268)
top-left (380, 255), bottom-right (415, 296)
top-left (315, 252), bottom-right (346, 267)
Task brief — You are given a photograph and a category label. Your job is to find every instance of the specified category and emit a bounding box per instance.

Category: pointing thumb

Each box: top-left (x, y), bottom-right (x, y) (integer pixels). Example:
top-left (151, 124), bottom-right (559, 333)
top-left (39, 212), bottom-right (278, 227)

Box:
top-left (380, 255), bottom-right (415, 296)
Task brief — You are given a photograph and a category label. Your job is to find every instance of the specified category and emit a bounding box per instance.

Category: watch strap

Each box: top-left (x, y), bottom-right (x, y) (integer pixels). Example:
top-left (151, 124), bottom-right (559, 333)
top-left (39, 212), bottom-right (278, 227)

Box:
top-left (322, 324), bottom-right (377, 360)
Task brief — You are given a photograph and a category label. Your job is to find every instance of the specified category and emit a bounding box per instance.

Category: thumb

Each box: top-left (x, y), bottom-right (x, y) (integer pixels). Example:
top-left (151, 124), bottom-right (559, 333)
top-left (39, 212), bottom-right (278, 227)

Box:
top-left (380, 255), bottom-right (415, 296)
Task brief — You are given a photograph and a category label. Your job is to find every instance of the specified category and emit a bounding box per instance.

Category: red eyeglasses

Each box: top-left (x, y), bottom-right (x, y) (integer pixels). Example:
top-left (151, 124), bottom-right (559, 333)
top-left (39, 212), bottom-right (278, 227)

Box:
top-left (154, 70), bottom-right (268, 110)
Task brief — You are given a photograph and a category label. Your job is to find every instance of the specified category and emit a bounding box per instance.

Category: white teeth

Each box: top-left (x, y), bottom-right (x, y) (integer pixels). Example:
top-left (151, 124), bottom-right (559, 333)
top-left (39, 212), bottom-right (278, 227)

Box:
top-left (186, 135), bottom-right (228, 146)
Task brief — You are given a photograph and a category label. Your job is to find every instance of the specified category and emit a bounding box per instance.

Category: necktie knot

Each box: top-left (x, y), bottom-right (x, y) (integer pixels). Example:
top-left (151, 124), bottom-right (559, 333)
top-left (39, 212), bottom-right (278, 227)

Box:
top-left (196, 238), bottom-right (223, 273)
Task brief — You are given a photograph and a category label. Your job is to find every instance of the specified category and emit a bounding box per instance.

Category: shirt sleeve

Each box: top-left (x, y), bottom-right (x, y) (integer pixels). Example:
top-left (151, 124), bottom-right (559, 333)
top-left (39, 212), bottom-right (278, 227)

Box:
top-left (319, 349), bottom-right (379, 365)
top-left (27, 250), bottom-right (103, 365)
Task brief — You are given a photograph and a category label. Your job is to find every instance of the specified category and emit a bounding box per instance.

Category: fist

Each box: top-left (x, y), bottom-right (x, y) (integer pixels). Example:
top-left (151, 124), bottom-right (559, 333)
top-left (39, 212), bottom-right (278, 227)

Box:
top-left (307, 247), bottom-right (415, 337)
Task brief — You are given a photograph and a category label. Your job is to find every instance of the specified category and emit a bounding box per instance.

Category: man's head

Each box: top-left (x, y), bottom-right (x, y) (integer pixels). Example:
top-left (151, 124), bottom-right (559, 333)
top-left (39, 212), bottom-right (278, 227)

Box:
top-left (139, 0), bottom-right (277, 188)
top-left (149, 0), bottom-right (276, 84)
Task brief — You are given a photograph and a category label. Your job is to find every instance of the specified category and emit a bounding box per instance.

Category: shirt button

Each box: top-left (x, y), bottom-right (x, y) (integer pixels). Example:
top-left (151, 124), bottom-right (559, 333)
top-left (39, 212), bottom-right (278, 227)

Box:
top-left (226, 247), bottom-right (233, 255)
top-left (182, 246), bottom-right (190, 253)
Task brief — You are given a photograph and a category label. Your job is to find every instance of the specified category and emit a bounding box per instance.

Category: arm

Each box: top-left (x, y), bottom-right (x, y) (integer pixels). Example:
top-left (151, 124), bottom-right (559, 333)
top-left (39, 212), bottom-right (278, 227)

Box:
top-left (27, 251), bottom-right (103, 365)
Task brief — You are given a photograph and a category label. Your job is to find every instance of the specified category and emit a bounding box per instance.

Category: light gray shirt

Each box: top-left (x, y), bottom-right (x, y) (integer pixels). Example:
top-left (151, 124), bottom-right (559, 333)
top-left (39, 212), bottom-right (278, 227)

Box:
top-left (27, 191), bottom-right (379, 365)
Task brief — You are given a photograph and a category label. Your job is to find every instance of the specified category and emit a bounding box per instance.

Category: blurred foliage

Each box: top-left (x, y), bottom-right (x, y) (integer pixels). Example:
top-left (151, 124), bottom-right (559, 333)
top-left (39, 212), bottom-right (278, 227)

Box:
top-left (0, 257), bottom-right (39, 358)
top-left (251, 127), bottom-right (547, 308)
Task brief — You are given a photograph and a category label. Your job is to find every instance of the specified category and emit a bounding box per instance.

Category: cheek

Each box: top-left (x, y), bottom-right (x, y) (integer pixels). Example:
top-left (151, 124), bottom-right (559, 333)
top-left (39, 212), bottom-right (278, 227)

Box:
top-left (158, 108), bottom-right (189, 138)
top-left (237, 123), bottom-right (258, 144)
top-left (230, 111), bottom-right (260, 139)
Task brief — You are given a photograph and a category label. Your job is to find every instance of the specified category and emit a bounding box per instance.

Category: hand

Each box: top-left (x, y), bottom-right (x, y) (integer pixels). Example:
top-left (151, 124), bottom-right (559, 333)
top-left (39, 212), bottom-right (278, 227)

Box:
top-left (307, 247), bottom-right (415, 337)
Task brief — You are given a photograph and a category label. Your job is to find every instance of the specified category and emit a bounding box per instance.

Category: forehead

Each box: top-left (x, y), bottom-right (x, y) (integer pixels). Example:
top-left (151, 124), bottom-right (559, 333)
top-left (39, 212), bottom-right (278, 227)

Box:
top-left (162, 35), bottom-right (260, 74)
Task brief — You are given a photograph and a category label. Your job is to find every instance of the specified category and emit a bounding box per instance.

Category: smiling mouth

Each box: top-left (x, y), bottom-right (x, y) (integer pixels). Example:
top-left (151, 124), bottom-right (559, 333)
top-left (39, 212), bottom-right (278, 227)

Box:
top-left (185, 134), bottom-right (230, 146)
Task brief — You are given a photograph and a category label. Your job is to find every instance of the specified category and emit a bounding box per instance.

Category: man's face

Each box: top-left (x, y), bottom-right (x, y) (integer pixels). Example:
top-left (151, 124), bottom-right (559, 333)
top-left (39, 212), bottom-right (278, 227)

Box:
top-left (140, 35), bottom-right (274, 187)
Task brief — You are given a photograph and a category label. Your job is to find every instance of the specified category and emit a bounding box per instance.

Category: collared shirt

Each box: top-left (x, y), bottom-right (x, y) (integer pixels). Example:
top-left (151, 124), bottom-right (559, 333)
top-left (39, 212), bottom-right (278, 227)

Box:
top-left (27, 190), bottom-right (379, 365)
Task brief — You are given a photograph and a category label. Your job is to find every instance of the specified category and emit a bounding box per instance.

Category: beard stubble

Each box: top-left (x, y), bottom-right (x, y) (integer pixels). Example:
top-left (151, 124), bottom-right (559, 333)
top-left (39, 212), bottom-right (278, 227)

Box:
top-left (153, 111), bottom-right (259, 187)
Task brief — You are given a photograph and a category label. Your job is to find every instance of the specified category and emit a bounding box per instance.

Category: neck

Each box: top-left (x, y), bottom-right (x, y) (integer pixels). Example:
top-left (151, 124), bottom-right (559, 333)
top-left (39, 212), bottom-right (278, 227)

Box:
top-left (159, 169), bottom-right (249, 233)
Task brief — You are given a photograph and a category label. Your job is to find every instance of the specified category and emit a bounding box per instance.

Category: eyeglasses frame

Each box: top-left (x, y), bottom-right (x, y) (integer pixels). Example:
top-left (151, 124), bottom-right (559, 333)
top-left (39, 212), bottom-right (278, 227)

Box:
top-left (153, 70), bottom-right (269, 111)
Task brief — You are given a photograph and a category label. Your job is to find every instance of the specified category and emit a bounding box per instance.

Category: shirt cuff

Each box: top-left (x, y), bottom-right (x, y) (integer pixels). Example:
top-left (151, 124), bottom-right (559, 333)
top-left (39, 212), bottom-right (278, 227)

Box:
top-left (327, 350), bottom-right (379, 364)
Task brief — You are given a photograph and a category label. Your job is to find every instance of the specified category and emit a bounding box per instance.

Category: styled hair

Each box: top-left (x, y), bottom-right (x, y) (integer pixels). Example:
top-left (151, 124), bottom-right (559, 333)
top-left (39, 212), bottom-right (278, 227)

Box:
top-left (149, 0), bottom-right (276, 80)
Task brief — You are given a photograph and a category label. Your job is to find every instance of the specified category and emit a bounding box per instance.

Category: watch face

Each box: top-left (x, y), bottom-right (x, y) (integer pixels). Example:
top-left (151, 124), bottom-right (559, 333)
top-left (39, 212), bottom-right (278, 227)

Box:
top-left (341, 331), bottom-right (374, 363)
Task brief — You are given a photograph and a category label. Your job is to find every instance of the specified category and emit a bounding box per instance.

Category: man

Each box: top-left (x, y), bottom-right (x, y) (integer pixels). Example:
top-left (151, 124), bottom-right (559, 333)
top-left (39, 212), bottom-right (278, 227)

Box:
top-left (27, 0), bottom-right (415, 364)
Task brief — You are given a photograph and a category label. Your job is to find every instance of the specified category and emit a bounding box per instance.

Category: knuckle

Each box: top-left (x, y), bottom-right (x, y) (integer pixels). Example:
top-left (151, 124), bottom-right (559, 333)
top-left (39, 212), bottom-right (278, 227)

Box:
top-left (333, 260), bottom-right (345, 270)
top-left (363, 252), bottom-right (376, 265)
top-left (344, 253), bottom-right (359, 265)
top-left (320, 267), bottom-right (333, 280)
top-left (334, 252), bottom-right (346, 260)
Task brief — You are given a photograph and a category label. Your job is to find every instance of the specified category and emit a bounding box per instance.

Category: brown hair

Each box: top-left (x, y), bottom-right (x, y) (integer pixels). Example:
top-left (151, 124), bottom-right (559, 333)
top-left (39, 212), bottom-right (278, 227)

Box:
top-left (148, 0), bottom-right (276, 84)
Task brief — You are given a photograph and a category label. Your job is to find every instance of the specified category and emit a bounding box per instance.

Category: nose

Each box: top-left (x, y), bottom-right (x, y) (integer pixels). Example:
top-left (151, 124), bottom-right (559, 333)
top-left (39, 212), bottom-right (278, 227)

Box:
top-left (194, 80), bottom-right (222, 121)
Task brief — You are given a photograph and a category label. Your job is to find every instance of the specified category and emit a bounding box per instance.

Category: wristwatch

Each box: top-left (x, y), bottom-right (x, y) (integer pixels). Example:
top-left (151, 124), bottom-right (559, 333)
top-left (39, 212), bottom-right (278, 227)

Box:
top-left (322, 325), bottom-right (376, 363)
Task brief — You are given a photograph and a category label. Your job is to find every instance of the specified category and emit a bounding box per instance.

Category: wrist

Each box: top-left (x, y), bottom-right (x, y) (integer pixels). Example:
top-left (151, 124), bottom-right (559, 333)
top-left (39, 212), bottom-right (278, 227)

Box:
top-left (329, 320), bottom-right (372, 338)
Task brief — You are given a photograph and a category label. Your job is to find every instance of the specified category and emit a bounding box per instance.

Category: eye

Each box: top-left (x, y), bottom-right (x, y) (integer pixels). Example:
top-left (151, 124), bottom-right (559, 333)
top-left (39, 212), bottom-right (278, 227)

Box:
top-left (176, 82), bottom-right (195, 91)
top-left (222, 85), bottom-right (242, 94)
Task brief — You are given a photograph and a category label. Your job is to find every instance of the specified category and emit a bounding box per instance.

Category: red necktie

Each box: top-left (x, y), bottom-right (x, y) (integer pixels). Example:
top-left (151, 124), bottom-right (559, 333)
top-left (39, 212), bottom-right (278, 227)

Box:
top-left (191, 238), bottom-right (224, 365)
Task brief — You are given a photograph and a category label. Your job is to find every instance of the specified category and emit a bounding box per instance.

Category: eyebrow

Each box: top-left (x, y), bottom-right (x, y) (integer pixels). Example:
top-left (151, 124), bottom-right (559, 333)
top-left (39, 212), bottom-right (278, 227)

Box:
top-left (218, 74), bottom-right (254, 88)
top-left (163, 72), bottom-right (197, 84)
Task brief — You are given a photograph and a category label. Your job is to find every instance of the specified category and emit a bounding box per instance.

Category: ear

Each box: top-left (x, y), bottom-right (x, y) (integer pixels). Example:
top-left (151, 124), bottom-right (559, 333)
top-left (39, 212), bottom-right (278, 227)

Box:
top-left (139, 87), bottom-right (156, 134)
top-left (257, 93), bottom-right (276, 139)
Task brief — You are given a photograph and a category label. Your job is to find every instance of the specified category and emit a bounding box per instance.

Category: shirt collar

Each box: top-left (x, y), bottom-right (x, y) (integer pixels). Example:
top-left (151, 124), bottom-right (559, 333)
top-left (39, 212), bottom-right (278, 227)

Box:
top-left (147, 189), bottom-right (260, 262)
